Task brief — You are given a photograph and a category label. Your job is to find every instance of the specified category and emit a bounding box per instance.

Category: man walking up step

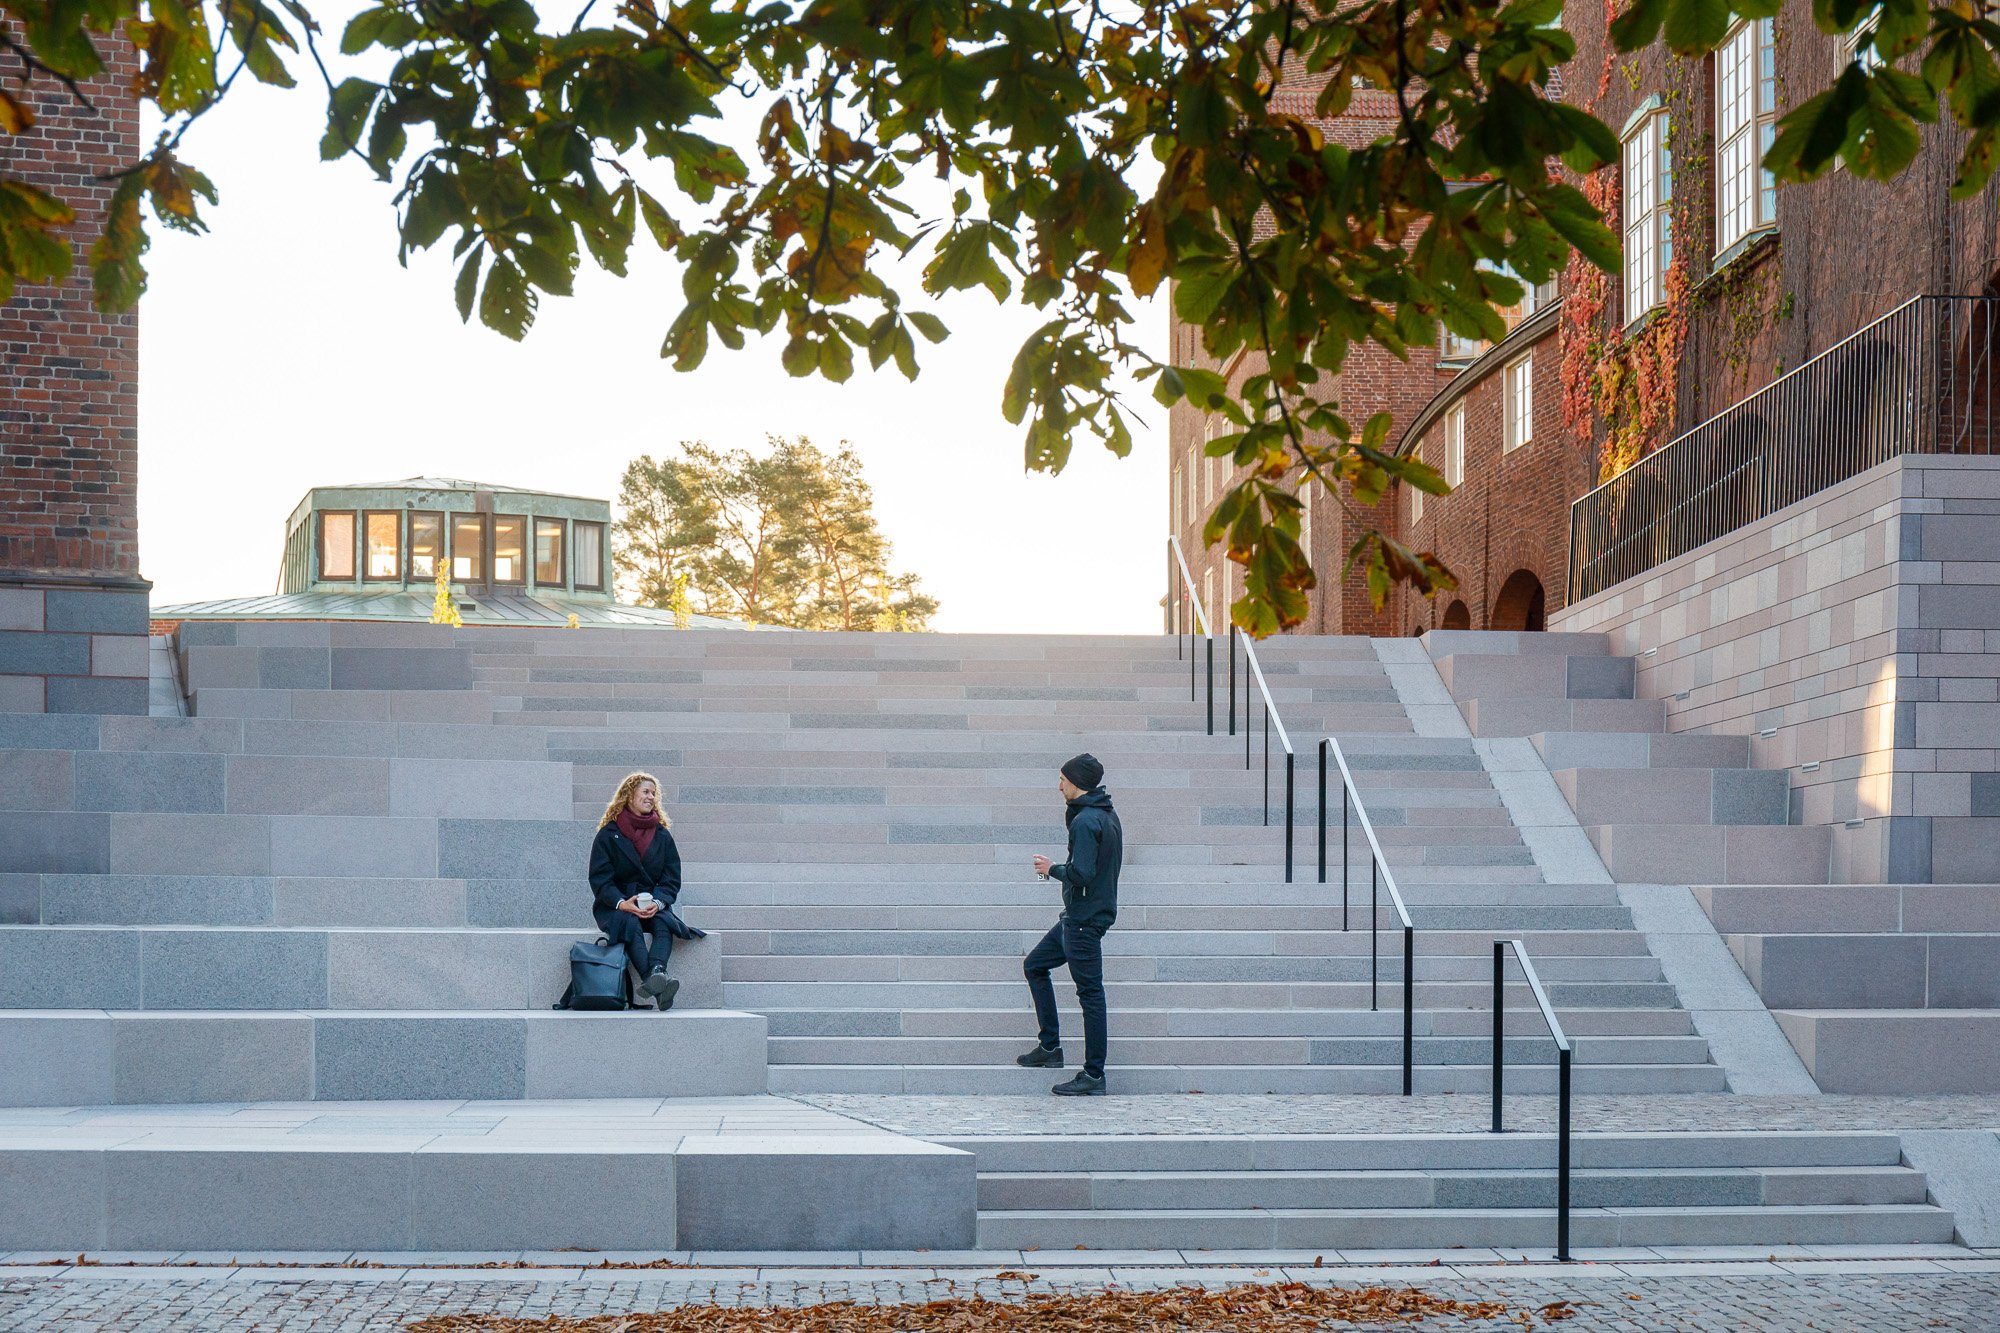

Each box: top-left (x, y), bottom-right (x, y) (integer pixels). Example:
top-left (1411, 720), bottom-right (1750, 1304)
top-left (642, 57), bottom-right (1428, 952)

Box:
top-left (1021, 753), bottom-right (1123, 1096)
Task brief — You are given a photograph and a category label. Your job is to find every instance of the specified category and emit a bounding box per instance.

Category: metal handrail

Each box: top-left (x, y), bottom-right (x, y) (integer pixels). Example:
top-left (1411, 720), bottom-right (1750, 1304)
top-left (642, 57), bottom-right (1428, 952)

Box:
top-left (1232, 628), bottom-right (1296, 881)
top-left (1165, 536), bottom-right (1215, 735)
top-left (1316, 735), bottom-right (1416, 1096)
top-left (1491, 938), bottom-right (1574, 1261)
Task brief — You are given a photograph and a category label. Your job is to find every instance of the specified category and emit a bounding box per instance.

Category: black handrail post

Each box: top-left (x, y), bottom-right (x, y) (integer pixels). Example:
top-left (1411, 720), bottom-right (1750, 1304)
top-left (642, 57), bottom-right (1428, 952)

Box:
top-left (1557, 1047), bottom-right (1573, 1261)
top-left (1204, 635), bottom-right (1214, 735)
top-left (1341, 784), bottom-right (1350, 931)
top-left (1284, 750), bottom-right (1295, 885)
top-left (1262, 707), bottom-right (1270, 822)
top-left (1316, 740), bottom-right (1327, 885)
top-left (1401, 924), bottom-right (1414, 1096)
top-left (1491, 940), bottom-right (1504, 1133)
top-left (1369, 857), bottom-right (1379, 1012)
top-left (1227, 626), bottom-right (1237, 736)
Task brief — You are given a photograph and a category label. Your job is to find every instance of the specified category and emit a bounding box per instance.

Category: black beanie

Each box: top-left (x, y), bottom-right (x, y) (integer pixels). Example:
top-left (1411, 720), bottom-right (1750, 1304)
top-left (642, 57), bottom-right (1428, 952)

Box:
top-left (1061, 753), bottom-right (1104, 791)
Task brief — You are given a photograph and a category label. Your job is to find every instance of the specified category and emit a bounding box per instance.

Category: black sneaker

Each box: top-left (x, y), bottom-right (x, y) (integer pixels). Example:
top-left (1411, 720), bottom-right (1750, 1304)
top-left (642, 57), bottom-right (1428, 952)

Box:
top-left (1052, 1072), bottom-right (1106, 1096)
top-left (1015, 1043), bottom-right (1063, 1068)
top-left (639, 969), bottom-right (679, 1010)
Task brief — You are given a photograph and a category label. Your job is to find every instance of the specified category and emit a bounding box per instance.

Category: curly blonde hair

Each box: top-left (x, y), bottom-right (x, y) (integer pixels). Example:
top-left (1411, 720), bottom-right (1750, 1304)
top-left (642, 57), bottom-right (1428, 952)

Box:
top-left (598, 772), bottom-right (672, 830)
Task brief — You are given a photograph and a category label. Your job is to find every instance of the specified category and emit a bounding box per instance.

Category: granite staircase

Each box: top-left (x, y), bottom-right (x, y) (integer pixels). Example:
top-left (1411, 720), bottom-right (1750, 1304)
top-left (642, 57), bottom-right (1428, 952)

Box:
top-left (0, 621), bottom-right (1969, 1251)
top-left (955, 1129), bottom-right (1952, 1251)
top-left (1426, 630), bottom-right (1833, 884)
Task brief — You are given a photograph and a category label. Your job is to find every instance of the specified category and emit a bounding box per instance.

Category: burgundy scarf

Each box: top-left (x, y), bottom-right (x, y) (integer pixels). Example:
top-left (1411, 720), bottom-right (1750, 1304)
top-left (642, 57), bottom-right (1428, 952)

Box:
top-left (615, 806), bottom-right (661, 860)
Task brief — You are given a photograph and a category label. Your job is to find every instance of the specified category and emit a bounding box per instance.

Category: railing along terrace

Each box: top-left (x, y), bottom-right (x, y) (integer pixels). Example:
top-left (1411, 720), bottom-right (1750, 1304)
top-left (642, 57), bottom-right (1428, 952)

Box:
top-left (1317, 737), bottom-right (1416, 1096)
top-left (1165, 535), bottom-right (1215, 736)
top-left (1491, 939), bottom-right (1575, 1261)
top-left (1569, 294), bottom-right (2000, 603)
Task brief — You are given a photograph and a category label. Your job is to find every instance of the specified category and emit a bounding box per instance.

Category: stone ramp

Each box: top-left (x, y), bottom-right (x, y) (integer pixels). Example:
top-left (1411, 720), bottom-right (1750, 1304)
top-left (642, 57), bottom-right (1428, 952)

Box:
top-left (0, 1096), bottom-right (972, 1251)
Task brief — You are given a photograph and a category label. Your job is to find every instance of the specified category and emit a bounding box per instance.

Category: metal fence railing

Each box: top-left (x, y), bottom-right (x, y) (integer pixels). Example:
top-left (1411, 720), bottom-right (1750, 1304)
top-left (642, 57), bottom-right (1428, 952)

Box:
top-left (1165, 536), bottom-right (1215, 735)
top-left (1318, 737), bottom-right (1416, 1095)
top-left (1492, 938), bottom-right (1574, 1261)
top-left (1233, 628), bottom-right (1296, 882)
top-left (1569, 295), bottom-right (2000, 603)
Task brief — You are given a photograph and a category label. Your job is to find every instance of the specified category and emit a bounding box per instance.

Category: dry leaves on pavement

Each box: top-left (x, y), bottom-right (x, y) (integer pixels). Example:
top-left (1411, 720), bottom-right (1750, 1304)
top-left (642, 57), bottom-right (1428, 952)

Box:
top-left (408, 1281), bottom-right (1565, 1332)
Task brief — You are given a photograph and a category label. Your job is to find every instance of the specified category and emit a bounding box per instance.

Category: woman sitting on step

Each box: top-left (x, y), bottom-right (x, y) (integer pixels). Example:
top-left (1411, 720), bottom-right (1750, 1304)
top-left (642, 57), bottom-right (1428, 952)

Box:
top-left (588, 772), bottom-right (704, 1010)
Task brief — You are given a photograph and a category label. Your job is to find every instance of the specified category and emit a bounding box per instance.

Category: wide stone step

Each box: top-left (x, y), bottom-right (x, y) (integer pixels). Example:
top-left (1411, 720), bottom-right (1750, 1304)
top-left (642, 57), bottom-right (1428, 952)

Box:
top-left (1533, 730), bottom-right (1752, 771)
top-left (1693, 882), bottom-right (2000, 934)
top-left (1587, 824), bottom-right (1832, 885)
top-left (1421, 631), bottom-right (1612, 659)
top-left (0, 1107), bottom-right (972, 1251)
top-left (941, 1130), bottom-right (1909, 1173)
top-left (0, 1009), bottom-right (766, 1105)
top-left (1727, 932), bottom-right (2000, 1009)
top-left (0, 926), bottom-right (721, 1011)
top-left (972, 1203), bottom-right (1954, 1250)
top-left (713, 948), bottom-right (1664, 984)
top-left (977, 1164), bottom-right (1929, 1211)
top-left (1772, 1009), bottom-right (2000, 1093)
top-left (754, 1006), bottom-right (1697, 1038)
top-left (722, 980), bottom-right (1685, 1009)
top-left (1552, 767), bottom-right (1788, 827)
top-left (1435, 655), bottom-right (1634, 702)
top-left (1462, 697), bottom-right (1667, 738)
top-left (768, 1062), bottom-right (1728, 1094)
top-left (763, 1034), bottom-right (1709, 1067)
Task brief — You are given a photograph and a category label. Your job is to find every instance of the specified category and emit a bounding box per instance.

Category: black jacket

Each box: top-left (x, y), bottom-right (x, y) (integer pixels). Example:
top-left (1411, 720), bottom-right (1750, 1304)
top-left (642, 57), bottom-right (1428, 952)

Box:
top-left (1052, 787), bottom-right (1122, 931)
top-left (587, 824), bottom-right (703, 938)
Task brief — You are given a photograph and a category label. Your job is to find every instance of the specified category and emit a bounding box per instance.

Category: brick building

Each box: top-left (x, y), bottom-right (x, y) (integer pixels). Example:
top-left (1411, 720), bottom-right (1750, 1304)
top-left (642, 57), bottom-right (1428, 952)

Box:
top-left (1169, 4), bottom-right (2000, 637)
top-left (0, 30), bottom-right (149, 713)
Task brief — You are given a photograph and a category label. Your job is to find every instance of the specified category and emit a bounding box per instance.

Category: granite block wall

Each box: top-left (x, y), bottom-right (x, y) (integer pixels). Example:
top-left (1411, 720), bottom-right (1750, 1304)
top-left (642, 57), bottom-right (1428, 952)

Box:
top-left (1551, 453), bottom-right (2000, 884)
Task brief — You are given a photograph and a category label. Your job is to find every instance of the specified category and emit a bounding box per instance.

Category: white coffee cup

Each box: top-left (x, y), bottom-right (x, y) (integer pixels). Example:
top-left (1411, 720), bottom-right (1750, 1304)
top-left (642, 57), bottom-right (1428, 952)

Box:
top-left (634, 893), bottom-right (656, 909)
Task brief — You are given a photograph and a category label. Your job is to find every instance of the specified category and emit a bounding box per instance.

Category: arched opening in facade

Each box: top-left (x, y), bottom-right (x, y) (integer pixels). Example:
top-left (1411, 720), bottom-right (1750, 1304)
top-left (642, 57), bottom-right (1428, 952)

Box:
top-left (1442, 599), bottom-right (1471, 630)
top-left (1491, 570), bottom-right (1546, 632)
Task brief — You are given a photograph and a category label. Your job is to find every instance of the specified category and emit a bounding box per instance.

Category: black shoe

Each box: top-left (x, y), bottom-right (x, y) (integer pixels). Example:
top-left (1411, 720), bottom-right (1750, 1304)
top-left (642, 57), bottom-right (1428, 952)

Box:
top-left (1052, 1072), bottom-right (1106, 1096)
top-left (639, 969), bottom-right (679, 1010)
top-left (1015, 1043), bottom-right (1063, 1068)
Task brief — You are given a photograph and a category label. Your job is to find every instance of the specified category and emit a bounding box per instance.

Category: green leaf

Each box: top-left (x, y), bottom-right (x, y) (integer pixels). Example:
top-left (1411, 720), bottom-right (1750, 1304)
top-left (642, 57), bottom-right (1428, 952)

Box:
top-left (478, 256), bottom-right (536, 340)
top-left (906, 311), bottom-right (948, 343)
top-left (1660, 0), bottom-right (1733, 54)
top-left (453, 247), bottom-right (482, 323)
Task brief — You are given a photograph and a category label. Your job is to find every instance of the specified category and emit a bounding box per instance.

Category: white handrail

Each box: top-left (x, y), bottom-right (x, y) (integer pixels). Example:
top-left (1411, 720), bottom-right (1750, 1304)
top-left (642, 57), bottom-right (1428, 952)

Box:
top-left (1238, 633), bottom-right (1293, 757)
top-left (1324, 735), bottom-right (1414, 930)
top-left (1165, 534), bottom-right (1213, 639)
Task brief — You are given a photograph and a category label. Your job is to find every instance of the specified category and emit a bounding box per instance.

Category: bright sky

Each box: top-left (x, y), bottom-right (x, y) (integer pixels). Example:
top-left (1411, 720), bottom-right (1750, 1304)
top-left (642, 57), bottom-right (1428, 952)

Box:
top-left (137, 22), bottom-right (1169, 635)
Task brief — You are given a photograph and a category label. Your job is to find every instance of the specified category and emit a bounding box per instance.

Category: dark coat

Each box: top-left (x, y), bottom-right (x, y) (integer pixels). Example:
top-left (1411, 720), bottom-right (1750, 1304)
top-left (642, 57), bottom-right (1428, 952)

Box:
top-left (1052, 787), bottom-right (1122, 932)
top-left (587, 824), bottom-right (704, 939)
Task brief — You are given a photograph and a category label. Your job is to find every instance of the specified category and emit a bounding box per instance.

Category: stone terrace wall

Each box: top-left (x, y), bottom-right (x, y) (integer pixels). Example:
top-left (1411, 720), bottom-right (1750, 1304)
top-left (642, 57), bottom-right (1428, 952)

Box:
top-left (1551, 453), bottom-right (2000, 884)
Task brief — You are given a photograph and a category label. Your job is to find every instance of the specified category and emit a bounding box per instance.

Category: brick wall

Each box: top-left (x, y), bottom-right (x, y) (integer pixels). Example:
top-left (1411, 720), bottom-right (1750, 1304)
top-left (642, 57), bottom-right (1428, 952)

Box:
top-left (1169, 0), bottom-right (2000, 637)
top-left (0, 27), bottom-right (148, 713)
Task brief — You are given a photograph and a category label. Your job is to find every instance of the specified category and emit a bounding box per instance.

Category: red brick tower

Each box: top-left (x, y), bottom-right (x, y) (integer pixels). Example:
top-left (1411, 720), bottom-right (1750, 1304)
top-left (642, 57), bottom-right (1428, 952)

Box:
top-left (0, 29), bottom-right (148, 713)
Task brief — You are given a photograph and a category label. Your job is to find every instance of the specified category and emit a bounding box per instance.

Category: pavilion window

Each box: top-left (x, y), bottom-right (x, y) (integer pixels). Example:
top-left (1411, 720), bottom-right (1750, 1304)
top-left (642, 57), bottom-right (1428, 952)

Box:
top-left (363, 511), bottom-right (401, 582)
top-left (319, 511), bottom-right (357, 581)
top-left (493, 515), bottom-right (527, 584)
top-left (573, 521), bottom-right (606, 590)
top-left (535, 518), bottom-right (566, 587)
top-left (408, 512), bottom-right (441, 581)
top-left (451, 514), bottom-right (486, 582)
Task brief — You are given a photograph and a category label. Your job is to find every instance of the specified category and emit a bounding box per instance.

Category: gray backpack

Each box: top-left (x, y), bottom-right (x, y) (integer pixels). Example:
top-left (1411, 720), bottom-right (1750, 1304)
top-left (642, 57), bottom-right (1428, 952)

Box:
top-left (554, 937), bottom-right (629, 1010)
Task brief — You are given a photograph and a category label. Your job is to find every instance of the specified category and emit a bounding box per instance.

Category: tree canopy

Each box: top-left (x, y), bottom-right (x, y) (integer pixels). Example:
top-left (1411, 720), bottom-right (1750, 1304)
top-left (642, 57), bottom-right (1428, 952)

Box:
top-left (4, 0), bottom-right (1997, 631)
top-left (615, 435), bottom-right (939, 629)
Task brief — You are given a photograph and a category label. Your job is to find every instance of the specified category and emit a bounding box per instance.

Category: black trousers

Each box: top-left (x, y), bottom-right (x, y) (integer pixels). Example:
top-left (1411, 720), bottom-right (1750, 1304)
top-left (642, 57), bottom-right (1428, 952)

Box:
top-left (599, 910), bottom-right (672, 976)
top-left (1024, 916), bottom-right (1108, 1078)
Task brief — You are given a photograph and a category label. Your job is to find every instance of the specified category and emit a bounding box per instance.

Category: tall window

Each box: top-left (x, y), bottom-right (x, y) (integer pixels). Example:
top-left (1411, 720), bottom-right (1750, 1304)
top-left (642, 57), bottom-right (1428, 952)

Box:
top-left (1505, 353), bottom-right (1535, 452)
top-left (1623, 110), bottom-right (1672, 320)
top-left (408, 512), bottom-right (441, 581)
top-left (535, 518), bottom-right (566, 586)
top-left (1717, 18), bottom-right (1777, 252)
top-left (451, 514), bottom-right (485, 582)
top-left (363, 512), bottom-right (401, 582)
top-left (1411, 457), bottom-right (1425, 525)
top-left (1300, 481), bottom-right (1314, 563)
top-left (492, 515), bottom-right (527, 584)
top-left (573, 521), bottom-right (606, 590)
top-left (318, 511), bottom-right (357, 581)
top-left (1445, 402), bottom-right (1467, 487)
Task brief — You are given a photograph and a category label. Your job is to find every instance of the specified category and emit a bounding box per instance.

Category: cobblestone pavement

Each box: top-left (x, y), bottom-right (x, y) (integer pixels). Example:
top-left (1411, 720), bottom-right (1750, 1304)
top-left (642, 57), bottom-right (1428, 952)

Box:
top-left (3, 1266), bottom-right (1998, 1332)
top-left (796, 1092), bottom-right (2000, 1136)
